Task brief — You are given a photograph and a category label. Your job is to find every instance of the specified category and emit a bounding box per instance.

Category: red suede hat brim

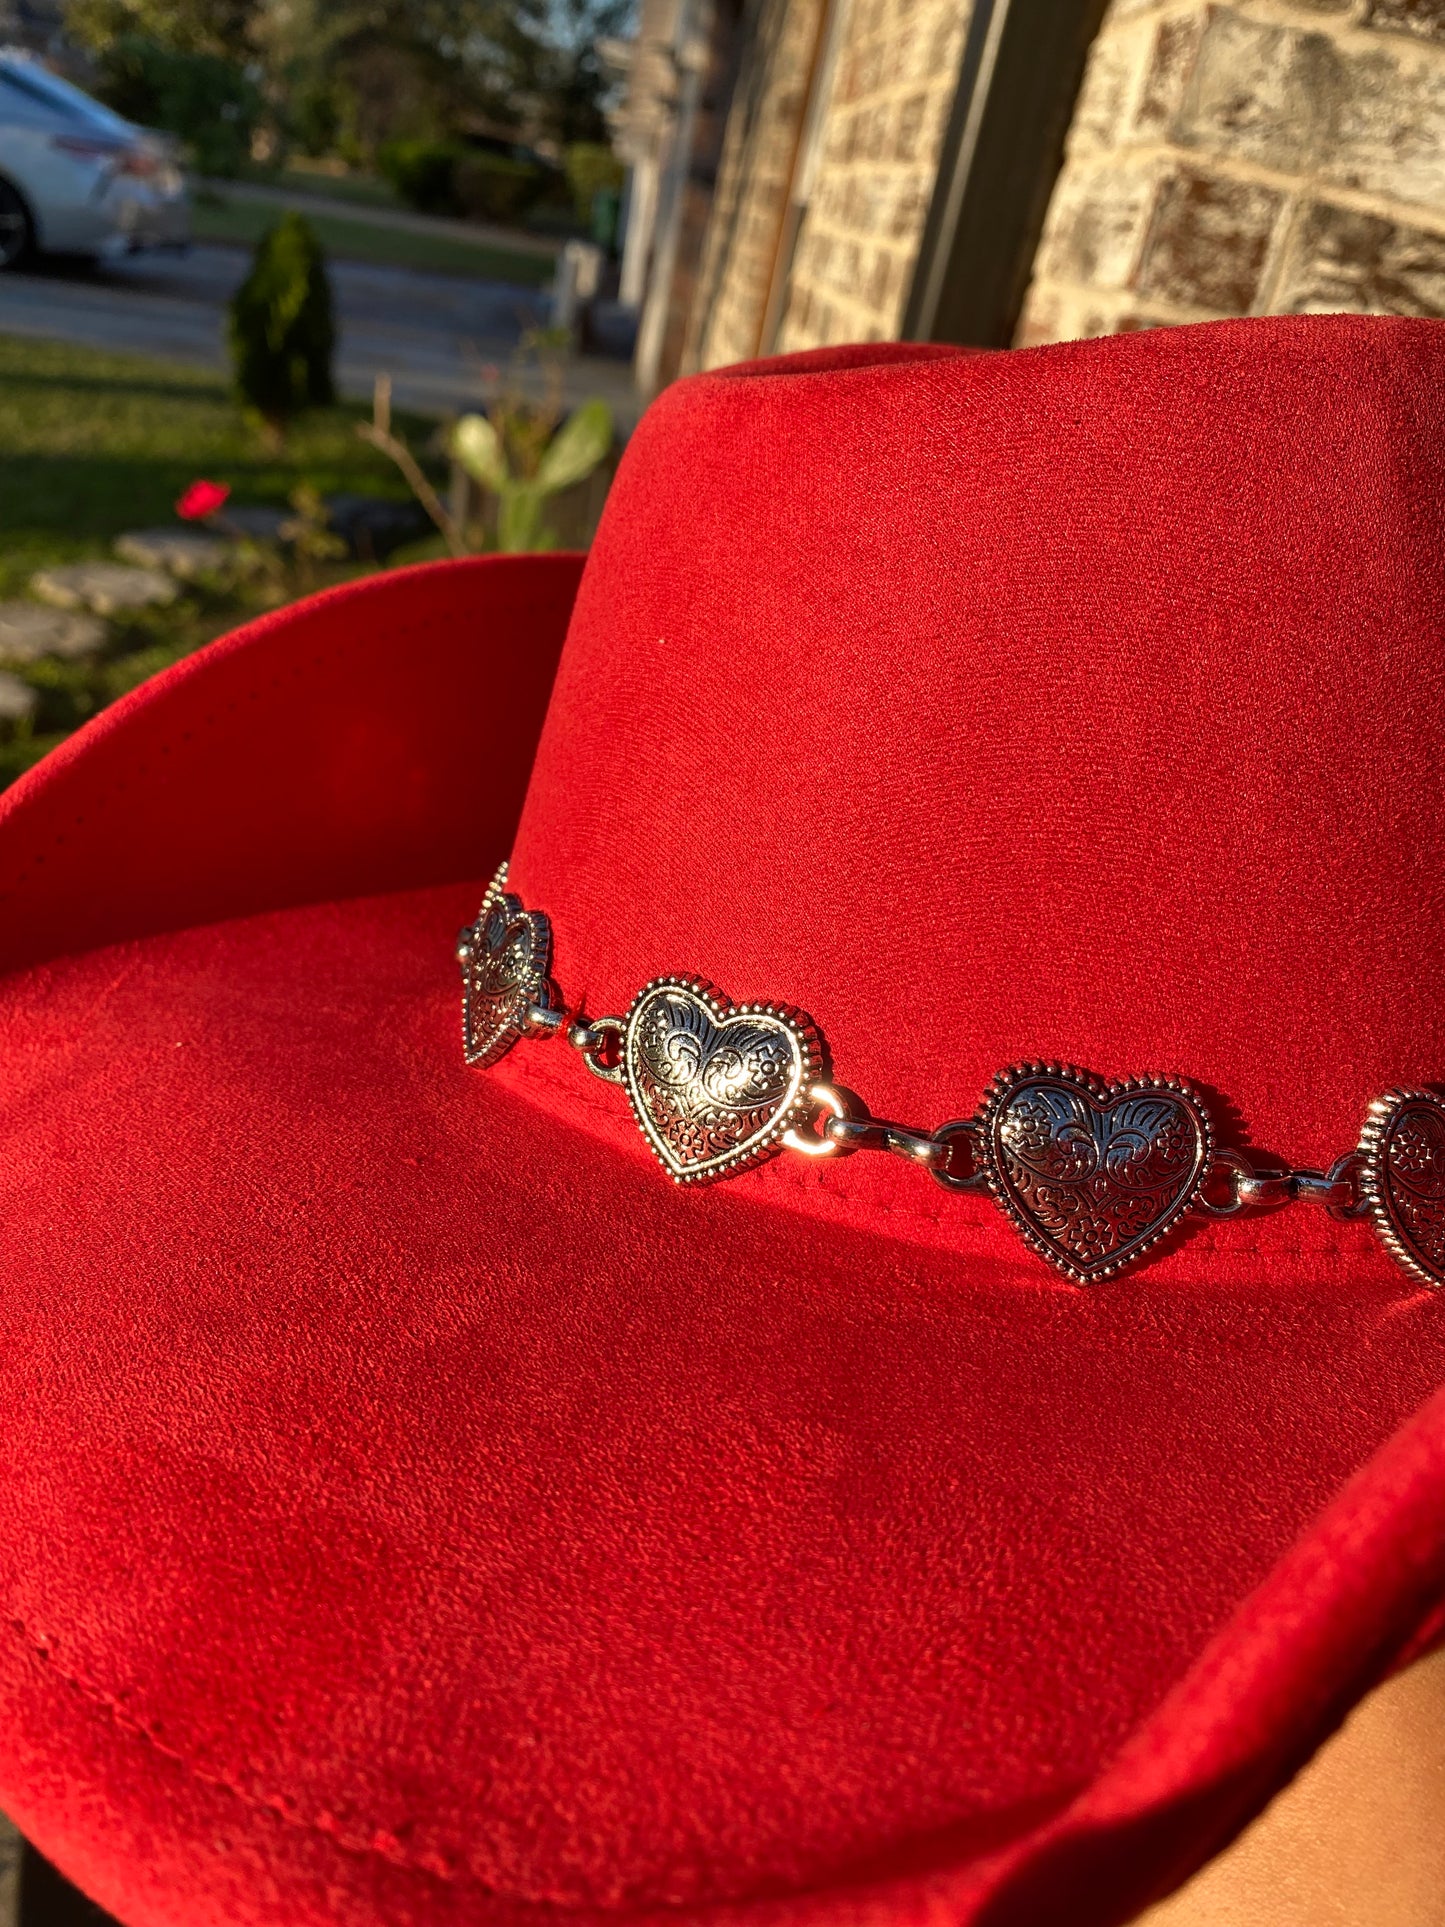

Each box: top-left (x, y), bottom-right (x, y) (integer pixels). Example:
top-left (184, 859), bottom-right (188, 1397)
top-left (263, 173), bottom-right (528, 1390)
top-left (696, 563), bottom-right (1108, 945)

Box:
top-left (3, 555), bottom-right (1445, 1927)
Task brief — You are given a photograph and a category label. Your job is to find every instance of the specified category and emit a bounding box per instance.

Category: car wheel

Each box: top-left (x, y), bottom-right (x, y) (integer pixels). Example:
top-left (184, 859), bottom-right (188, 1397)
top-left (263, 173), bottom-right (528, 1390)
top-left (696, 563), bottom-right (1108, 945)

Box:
top-left (0, 177), bottom-right (34, 270)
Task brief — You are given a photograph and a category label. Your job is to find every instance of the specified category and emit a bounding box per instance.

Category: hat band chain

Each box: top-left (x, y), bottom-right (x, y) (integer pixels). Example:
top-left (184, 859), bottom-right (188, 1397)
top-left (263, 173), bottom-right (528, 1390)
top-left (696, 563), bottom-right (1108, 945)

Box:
top-left (457, 865), bottom-right (1445, 1290)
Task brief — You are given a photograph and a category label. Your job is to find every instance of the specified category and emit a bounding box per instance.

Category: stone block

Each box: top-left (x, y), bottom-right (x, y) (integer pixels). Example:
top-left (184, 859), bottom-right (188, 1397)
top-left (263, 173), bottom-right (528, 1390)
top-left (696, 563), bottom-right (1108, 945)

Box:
top-left (853, 37), bottom-right (883, 97)
top-left (1136, 167), bottom-right (1284, 313)
top-left (1275, 198), bottom-right (1445, 315)
top-left (1069, 24), bottom-right (1149, 155)
top-left (888, 178), bottom-right (930, 242)
top-left (1133, 13), bottom-right (1203, 139)
top-left (1168, 9), bottom-right (1339, 175)
top-left (855, 0), bottom-right (884, 40)
top-left (0, 673), bottom-right (37, 724)
top-left (864, 246), bottom-right (899, 312)
top-left (0, 602), bottom-right (107, 662)
top-left (1014, 287), bottom-right (1074, 347)
top-left (115, 528), bottom-right (230, 577)
top-left (830, 48), bottom-right (859, 109)
top-left (1014, 285), bottom-right (1141, 346)
top-left (1014, 292), bottom-right (1057, 348)
top-left (836, 173), bottom-right (886, 235)
top-left (876, 27), bottom-right (911, 90)
top-left (894, 91), bottom-right (926, 162)
top-left (1328, 41), bottom-right (1445, 209)
top-left (31, 562), bottom-right (179, 616)
top-left (1365, 0), bottom-right (1445, 41)
top-left (927, 9), bottom-right (961, 73)
top-left (1037, 161), bottom-right (1158, 291)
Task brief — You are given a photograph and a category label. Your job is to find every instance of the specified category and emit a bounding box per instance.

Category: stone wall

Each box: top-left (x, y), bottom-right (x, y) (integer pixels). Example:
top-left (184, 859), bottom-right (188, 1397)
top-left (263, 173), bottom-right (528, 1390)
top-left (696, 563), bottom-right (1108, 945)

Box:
top-left (690, 0), bottom-right (975, 365)
top-left (1019, 0), bottom-right (1445, 346)
top-left (635, 0), bottom-right (752, 392)
top-left (688, 0), bottom-right (828, 369)
top-left (776, 0), bottom-right (974, 347)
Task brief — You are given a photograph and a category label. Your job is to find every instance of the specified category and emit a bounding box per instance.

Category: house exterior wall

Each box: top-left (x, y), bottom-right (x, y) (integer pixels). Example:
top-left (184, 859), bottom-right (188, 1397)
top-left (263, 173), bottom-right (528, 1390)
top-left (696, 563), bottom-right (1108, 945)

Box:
top-left (634, 0), bottom-right (751, 394)
top-left (689, 0), bottom-right (976, 366)
top-left (612, 0), bottom-right (687, 314)
top-left (1019, 0), bottom-right (1445, 346)
top-left (688, 0), bottom-right (828, 369)
top-left (775, 0), bottom-right (974, 347)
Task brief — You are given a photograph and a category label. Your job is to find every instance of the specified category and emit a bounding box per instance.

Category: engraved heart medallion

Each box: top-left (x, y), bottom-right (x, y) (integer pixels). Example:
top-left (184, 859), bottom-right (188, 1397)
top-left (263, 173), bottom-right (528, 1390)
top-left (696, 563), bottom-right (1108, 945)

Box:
top-left (622, 978), bottom-right (821, 1183)
top-left (977, 1063), bottom-right (1213, 1282)
top-left (458, 863), bottom-right (553, 1068)
top-left (1358, 1090), bottom-right (1445, 1288)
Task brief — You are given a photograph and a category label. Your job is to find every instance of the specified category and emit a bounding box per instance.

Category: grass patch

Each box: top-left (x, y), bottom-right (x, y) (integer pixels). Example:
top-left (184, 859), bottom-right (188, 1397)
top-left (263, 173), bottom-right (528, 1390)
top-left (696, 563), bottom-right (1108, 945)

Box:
top-left (251, 165), bottom-right (404, 212)
top-left (191, 190), bottom-right (558, 287)
top-left (0, 332), bottom-right (435, 598)
top-left (0, 331), bottom-right (444, 791)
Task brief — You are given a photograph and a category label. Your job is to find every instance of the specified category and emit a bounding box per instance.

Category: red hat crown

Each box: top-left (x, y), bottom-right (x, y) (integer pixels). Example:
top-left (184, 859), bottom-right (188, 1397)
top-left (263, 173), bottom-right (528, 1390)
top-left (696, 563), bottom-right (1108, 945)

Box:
top-left (505, 317), bottom-right (1445, 1254)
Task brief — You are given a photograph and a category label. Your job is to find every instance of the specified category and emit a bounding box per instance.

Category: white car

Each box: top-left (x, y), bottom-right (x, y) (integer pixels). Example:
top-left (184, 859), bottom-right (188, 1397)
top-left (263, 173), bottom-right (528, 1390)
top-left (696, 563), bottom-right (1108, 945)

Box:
top-left (0, 50), bottom-right (189, 269)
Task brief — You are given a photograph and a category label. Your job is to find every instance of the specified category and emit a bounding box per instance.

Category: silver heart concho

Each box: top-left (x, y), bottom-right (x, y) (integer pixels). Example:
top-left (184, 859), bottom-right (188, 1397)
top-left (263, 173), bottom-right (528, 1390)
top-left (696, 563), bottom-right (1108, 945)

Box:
top-left (975, 1063), bottom-right (1213, 1284)
top-left (621, 978), bottom-right (821, 1183)
top-left (457, 864), bottom-right (553, 1069)
top-left (456, 877), bottom-right (1445, 1289)
top-left (1358, 1090), bottom-right (1445, 1289)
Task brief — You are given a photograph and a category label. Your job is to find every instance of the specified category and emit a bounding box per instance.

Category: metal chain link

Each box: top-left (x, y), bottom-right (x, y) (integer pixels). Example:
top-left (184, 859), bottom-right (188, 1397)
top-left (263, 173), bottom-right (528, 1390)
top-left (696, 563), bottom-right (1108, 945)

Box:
top-left (1196, 1148), bottom-right (1367, 1220)
top-left (782, 1086), bottom-right (985, 1191)
top-left (565, 1014), bottom-right (627, 1084)
top-left (781, 1085), bottom-right (1367, 1218)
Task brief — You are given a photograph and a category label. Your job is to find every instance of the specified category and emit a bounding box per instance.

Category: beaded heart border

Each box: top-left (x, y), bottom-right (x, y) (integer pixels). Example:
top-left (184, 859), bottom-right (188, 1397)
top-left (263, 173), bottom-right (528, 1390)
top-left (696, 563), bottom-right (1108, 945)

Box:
top-left (457, 871), bottom-right (1442, 1289)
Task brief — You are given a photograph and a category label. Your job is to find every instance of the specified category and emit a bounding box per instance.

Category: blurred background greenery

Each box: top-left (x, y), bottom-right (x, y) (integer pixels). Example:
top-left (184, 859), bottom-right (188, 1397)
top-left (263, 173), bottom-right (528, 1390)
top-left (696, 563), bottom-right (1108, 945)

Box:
top-left (61, 0), bottom-right (630, 251)
top-left (0, 0), bottom-right (632, 795)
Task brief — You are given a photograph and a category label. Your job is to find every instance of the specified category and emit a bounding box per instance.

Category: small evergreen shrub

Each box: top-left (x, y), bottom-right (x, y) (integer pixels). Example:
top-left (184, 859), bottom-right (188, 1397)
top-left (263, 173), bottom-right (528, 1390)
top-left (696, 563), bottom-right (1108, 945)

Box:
top-left (290, 80), bottom-right (343, 160)
top-left (376, 139), bottom-right (462, 215)
top-left (228, 214), bottom-right (336, 438)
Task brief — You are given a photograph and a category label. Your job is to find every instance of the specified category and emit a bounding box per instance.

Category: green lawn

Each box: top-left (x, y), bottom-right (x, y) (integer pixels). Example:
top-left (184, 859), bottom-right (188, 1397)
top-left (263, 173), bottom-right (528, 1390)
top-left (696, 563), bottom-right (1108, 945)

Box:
top-left (258, 165), bottom-right (405, 212)
top-left (0, 333), bottom-right (444, 790)
top-left (192, 190), bottom-right (558, 287)
top-left (242, 164), bottom-right (584, 246)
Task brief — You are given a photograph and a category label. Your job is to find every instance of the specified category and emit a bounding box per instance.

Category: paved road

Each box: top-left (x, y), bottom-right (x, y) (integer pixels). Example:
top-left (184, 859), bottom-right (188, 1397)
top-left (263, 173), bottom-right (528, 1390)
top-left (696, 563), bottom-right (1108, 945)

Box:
top-left (0, 244), bottom-right (641, 423)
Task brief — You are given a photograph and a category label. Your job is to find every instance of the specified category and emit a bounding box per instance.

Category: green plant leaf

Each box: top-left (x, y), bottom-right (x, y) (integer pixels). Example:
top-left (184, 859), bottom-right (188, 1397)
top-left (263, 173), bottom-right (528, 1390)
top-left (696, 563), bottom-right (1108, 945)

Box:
top-left (535, 400), bottom-right (613, 497)
top-left (498, 485), bottom-right (547, 553)
top-left (453, 413), bottom-right (508, 492)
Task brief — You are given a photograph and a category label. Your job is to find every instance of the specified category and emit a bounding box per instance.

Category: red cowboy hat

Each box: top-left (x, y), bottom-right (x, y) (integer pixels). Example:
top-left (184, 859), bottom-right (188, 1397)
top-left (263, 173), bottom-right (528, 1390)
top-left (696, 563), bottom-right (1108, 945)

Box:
top-left (2, 315), bottom-right (1445, 1927)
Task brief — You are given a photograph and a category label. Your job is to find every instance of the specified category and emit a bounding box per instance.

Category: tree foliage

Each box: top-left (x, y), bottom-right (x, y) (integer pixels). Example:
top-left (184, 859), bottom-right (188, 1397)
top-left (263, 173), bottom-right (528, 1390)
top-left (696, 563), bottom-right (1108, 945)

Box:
top-left (89, 34), bottom-right (264, 175)
top-left (257, 0), bottom-right (633, 154)
top-left (66, 0), bottom-right (633, 168)
top-left (66, 0), bottom-right (261, 62)
top-left (467, 0), bottom-right (634, 147)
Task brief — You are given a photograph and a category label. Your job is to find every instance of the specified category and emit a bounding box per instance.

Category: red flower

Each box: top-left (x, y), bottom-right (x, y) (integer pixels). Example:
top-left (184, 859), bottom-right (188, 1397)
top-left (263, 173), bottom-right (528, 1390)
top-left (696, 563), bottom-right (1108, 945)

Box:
top-left (176, 479), bottom-right (231, 521)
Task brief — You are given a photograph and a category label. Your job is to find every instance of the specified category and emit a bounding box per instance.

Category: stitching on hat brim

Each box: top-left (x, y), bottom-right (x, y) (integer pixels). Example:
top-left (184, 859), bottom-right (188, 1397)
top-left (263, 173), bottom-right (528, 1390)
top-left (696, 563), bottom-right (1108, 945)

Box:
top-left (4, 1610), bottom-right (487, 1896)
top-left (4, 1609), bottom-right (1026, 1917)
